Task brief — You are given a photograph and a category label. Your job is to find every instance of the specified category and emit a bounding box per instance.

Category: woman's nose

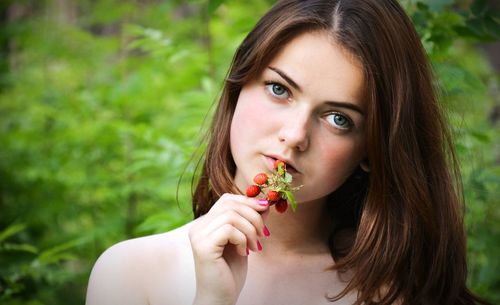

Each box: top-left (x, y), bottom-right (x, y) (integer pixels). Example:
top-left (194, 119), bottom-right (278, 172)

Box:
top-left (277, 107), bottom-right (311, 152)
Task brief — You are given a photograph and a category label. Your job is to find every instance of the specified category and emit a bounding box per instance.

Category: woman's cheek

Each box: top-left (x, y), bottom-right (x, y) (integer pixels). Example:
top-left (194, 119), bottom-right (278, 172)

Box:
top-left (329, 140), bottom-right (364, 177)
top-left (232, 88), bottom-right (275, 136)
top-left (230, 86), bottom-right (271, 156)
top-left (302, 139), bottom-right (362, 199)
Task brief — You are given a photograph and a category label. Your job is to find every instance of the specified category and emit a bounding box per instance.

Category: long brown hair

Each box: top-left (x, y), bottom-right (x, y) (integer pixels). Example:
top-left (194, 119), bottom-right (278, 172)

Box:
top-left (192, 0), bottom-right (487, 304)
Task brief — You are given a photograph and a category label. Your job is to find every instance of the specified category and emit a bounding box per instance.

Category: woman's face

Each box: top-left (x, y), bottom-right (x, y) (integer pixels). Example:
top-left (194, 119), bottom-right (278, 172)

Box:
top-left (230, 31), bottom-right (366, 204)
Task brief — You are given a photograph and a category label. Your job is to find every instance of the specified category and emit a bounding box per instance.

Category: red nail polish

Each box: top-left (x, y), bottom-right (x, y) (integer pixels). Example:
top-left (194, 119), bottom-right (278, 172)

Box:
top-left (257, 240), bottom-right (262, 251)
top-left (263, 225), bottom-right (270, 237)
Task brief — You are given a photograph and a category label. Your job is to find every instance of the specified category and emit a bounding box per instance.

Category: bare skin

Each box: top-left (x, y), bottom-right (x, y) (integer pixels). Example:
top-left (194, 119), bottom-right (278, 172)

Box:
top-left (86, 31), bottom-right (364, 305)
top-left (86, 197), bottom-right (356, 305)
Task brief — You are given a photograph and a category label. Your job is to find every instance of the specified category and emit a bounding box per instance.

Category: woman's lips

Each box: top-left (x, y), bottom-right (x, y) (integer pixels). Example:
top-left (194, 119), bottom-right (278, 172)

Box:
top-left (264, 155), bottom-right (299, 174)
top-left (284, 162), bottom-right (298, 174)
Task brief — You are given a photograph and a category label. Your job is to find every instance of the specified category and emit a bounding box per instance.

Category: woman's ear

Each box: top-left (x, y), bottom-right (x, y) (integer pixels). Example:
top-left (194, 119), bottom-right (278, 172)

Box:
top-left (360, 159), bottom-right (370, 173)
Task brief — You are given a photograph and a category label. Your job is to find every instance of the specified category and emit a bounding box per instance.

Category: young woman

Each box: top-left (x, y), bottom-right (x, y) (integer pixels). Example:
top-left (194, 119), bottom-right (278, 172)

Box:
top-left (86, 1), bottom-right (487, 304)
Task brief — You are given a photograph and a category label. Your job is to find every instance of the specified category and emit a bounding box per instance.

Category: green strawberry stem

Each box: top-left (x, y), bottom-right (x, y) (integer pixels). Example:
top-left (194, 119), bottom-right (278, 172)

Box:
top-left (266, 161), bottom-right (302, 212)
top-left (285, 190), bottom-right (298, 211)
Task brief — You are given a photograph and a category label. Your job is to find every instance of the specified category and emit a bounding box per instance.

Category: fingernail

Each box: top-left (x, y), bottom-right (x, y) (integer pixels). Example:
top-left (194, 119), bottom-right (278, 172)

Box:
top-left (263, 225), bottom-right (270, 237)
top-left (257, 240), bottom-right (262, 251)
top-left (257, 199), bottom-right (269, 206)
top-left (246, 247), bottom-right (249, 255)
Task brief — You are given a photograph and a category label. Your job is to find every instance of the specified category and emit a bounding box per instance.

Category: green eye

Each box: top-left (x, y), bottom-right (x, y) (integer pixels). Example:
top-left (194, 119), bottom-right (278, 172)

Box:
top-left (326, 113), bottom-right (353, 130)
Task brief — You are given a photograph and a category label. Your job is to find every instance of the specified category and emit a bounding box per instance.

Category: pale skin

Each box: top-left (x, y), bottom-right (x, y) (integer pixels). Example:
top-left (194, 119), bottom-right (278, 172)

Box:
top-left (86, 31), bottom-right (366, 305)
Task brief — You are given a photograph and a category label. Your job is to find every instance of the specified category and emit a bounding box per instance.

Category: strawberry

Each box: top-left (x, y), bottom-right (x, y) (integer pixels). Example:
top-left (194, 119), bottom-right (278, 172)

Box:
top-left (267, 190), bottom-right (281, 202)
top-left (273, 159), bottom-right (285, 170)
top-left (253, 173), bottom-right (268, 185)
top-left (275, 199), bottom-right (288, 213)
top-left (244, 159), bottom-right (301, 212)
top-left (246, 185), bottom-right (261, 197)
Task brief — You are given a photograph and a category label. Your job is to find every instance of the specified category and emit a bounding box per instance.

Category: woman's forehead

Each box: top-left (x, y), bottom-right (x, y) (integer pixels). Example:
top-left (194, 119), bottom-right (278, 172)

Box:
top-left (264, 31), bottom-right (365, 109)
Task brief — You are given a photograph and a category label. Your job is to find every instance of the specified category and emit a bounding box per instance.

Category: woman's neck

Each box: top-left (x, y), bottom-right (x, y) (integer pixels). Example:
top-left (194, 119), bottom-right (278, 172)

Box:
top-left (259, 197), bottom-right (331, 257)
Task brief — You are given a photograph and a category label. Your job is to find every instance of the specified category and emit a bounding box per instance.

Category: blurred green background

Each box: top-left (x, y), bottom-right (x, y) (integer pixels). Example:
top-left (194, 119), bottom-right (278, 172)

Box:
top-left (0, 0), bottom-right (498, 304)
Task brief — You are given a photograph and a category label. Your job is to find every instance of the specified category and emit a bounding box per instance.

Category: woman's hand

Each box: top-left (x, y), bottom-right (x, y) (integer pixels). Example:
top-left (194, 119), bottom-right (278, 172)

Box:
top-left (188, 193), bottom-right (270, 305)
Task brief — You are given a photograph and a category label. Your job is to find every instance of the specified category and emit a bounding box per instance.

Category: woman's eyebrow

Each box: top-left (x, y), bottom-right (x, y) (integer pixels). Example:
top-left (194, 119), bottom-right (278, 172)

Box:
top-left (325, 101), bottom-right (364, 116)
top-left (268, 66), bottom-right (302, 92)
top-left (268, 66), bottom-right (364, 116)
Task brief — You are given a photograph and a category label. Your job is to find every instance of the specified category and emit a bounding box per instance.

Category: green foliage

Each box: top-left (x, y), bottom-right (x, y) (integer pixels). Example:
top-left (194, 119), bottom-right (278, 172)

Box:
top-left (405, 1), bottom-right (500, 301)
top-left (0, 0), bottom-right (498, 304)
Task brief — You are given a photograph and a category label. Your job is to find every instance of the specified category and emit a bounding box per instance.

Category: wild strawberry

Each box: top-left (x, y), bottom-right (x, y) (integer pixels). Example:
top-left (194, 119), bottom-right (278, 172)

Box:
top-left (244, 158), bottom-right (301, 212)
top-left (246, 185), bottom-right (261, 197)
top-left (275, 199), bottom-right (288, 213)
top-left (253, 173), bottom-right (268, 185)
top-left (273, 159), bottom-right (285, 170)
top-left (267, 190), bottom-right (281, 202)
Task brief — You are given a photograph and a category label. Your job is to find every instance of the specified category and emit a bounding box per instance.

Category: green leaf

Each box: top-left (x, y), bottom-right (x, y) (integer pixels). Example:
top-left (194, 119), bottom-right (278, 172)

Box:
top-left (470, 130), bottom-right (490, 143)
top-left (471, 0), bottom-right (488, 17)
top-left (421, 0), bottom-right (454, 12)
top-left (135, 210), bottom-right (190, 235)
top-left (416, 1), bottom-right (429, 11)
top-left (484, 15), bottom-right (500, 39)
top-left (0, 223), bottom-right (27, 243)
top-left (1, 242), bottom-right (38, 254)
top-left (285, 191), bottom-right (297, 212)
top-left (38, 237), bottom-right (88, 264)
top-left (284, 172), bottom-right (292, 184)
top-left (208, 0), bottom-right (225, 16)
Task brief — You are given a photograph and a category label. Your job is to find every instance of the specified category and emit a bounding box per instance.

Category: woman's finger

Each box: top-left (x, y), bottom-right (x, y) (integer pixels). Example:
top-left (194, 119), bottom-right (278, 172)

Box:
top-left (202, 210), bottom-right (260, 252)
top-left (210, 223), bottom-right (248, 256)
top-left (204, 194), bottom-right (269, 237)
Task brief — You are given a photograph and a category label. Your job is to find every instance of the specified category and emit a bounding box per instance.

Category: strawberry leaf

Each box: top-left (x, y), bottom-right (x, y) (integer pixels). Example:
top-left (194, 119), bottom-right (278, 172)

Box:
top-left (285, 190), bottom-right (297, 211)
top-left (252, 160), bottom-right (302, 213)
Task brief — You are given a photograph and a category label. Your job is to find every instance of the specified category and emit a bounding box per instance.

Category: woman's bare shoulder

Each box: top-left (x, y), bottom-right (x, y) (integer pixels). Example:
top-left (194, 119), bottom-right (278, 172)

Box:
top-left (116, 220), bottom-right (194, 256)
top-left (86, 220), bottom-right (196, 305)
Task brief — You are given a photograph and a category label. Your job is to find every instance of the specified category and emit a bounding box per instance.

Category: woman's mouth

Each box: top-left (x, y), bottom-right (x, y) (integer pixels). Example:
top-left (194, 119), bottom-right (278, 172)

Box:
top-left (284, 162), bottom-right (298, 174)
top-left (264, 155), bottom-right (299, 174)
